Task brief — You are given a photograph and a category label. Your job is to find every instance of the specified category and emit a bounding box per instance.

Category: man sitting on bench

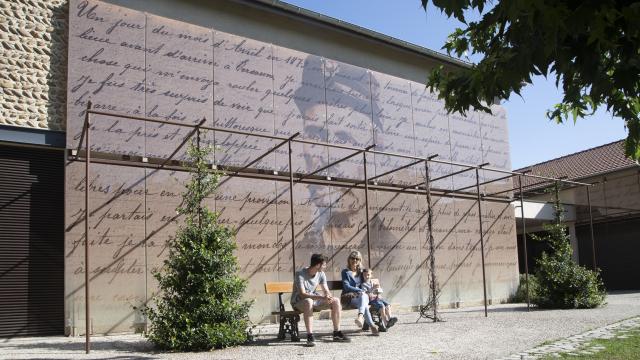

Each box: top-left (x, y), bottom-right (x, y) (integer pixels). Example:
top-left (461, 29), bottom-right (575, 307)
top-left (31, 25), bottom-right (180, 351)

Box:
top-left (291, 253), bottom-right (350, 346)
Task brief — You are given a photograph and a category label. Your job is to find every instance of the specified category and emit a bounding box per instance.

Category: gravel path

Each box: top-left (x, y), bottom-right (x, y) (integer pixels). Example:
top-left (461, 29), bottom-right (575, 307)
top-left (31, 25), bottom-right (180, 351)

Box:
top-left (2, 292), bottom-right (639, 360)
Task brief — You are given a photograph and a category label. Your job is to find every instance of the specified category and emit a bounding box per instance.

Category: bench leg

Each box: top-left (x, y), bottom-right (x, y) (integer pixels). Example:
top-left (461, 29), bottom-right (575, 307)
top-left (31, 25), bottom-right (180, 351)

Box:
top-left (290, 314), bottom-right (300, 342)
top-left (278, 314), bottom-right (301, 342)
top-left (278, 316), bottom-right (287, 340)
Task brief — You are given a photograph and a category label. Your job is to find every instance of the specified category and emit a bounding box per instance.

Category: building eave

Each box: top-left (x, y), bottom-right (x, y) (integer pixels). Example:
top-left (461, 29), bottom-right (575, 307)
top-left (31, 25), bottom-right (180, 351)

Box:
top-left (232, 0), bottom-right (472, 70)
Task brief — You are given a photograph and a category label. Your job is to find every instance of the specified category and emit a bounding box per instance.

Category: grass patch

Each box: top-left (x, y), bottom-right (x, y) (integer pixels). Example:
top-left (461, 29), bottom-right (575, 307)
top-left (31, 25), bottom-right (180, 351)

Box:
top-left (539, 339), bottom-right (558, 346)
top-left (540, 327), bottom-right (640, 359)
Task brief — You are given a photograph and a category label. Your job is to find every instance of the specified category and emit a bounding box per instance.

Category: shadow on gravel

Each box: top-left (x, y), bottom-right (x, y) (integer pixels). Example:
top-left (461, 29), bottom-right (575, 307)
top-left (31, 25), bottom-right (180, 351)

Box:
top-left (18, 357), bottom-right (155, 360)
top-left (247, 328), bottom-right (375, 347)
top-left (440, 305), bottom-right (536, 314)
top-left (1, 339), bottom-right (158, 359)
top-left (245, 338), bottom-right (308, 347)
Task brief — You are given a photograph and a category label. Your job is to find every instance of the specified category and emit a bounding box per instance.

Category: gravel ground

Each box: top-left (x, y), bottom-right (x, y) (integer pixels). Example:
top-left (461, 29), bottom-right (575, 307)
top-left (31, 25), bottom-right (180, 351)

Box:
top-left (2, 292), bottom-right (639, 360)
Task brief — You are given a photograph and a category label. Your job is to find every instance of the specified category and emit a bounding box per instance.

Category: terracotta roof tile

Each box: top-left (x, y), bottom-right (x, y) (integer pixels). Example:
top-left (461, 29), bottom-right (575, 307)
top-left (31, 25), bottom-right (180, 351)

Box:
top-left (514, 140), bottom-right (638, 190)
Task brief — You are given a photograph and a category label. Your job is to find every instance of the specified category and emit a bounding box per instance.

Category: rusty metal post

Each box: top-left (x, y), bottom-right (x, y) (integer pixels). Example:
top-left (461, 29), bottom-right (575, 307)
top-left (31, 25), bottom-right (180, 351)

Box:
top-left (84, 101), bottom-right (91, 353)
top-left (587, 186), bottom-right (596, 270)
top-left (424, 159), bottom-right (438, 321)
top-left (363, 152), bottom-right (372, 267)
top-left (196, 126), bottom-right (202, 229)
top-left (288, 139), bottom-right (296, 274)
top-left (518, 175), bottom-right (531, 311)
top-left (475, 168), bottom-right (488, 317)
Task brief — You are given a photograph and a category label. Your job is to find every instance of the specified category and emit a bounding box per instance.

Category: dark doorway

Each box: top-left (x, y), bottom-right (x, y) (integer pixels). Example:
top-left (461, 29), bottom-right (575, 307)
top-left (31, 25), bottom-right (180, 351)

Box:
top-left (516, 230), bottom-right (553, 275)
top-left (577, 217), bottom-right (640, 290)
top-left (0, 145), bottom-right (64, 337)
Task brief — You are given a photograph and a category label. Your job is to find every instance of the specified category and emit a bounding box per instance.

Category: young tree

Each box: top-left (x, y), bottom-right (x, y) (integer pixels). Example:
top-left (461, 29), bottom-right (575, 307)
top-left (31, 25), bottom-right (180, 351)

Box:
top-left (421, 0), bottom-right (640, 159)
top-left (143, 136), bottom-right (252, 350)
top-left (531, 183), bottom-right (606, 309)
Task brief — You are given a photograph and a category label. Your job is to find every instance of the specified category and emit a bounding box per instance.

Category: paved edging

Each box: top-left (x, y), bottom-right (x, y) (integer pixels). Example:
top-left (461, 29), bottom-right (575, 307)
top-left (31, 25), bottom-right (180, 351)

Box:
top-left (498, 316), bottom-right (640, 359)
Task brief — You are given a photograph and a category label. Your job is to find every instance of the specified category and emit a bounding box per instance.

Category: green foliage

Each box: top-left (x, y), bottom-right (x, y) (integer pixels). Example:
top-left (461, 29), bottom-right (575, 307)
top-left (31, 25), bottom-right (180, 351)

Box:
top-left (530, 184), bottom-right (606, 309)
top-left (142, 137), bottom-right (252, 351)
top-left (510, 274), bottom-right (538, 303)
top-left (421, 0), bottom-right (640, 160)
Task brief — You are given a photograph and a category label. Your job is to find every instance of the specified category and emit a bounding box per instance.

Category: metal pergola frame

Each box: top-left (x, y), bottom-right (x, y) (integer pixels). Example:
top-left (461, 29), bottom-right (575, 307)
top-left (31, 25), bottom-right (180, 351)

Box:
top-left (71, 103), bottom-right (595, 353)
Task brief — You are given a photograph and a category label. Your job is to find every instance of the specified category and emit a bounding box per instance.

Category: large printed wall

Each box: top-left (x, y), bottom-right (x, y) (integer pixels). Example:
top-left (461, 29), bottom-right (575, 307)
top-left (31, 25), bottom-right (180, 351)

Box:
top-left (65, 0), bottom-right (518, 334)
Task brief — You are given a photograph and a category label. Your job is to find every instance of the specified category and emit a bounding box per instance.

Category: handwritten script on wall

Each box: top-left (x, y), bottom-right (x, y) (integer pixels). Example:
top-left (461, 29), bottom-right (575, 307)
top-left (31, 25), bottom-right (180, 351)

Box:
top-left (65, 0), bottom-right (517, 334)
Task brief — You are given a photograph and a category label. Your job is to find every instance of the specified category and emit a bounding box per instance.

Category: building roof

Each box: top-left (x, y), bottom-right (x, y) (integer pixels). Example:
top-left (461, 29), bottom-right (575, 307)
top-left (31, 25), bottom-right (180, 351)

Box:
top-left (240, 0), bottom-right (471, 69)
top-left (515, 140), bottom-right (639, 190)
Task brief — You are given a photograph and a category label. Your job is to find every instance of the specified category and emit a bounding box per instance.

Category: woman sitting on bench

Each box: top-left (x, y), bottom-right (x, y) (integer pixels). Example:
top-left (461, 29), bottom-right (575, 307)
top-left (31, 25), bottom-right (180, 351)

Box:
top-left (340, 250), bottom-right (380, 336)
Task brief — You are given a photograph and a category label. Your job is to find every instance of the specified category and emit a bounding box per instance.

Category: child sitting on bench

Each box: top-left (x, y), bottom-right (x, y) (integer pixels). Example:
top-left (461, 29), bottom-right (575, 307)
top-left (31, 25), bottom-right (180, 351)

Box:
top-left (360, 268), bottom-right (398, 330)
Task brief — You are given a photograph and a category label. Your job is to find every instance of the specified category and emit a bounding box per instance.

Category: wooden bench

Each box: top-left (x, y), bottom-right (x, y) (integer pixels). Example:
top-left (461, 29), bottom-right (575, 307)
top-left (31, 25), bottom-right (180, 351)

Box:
top-left (264, 280), bottom-right (382, 341)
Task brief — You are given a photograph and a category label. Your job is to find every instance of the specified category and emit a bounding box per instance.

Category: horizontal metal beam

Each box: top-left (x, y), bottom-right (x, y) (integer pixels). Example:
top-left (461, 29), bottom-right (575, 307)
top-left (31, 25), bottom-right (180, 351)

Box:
top-left (298, 144), bottom-right (375, 180)
top-left (86, 109), bottom-right (591, 188)
top-left (445, 173), bottom-right (515, 194)
top-left (480, 165), bottom-right (591, 187)
top-left (159, 117), bottom-right (207, 170)
top-left (429, 165), bottom-right (477, 183)
top-left (67, 152), bottom-right (513, 203)
top-left (402, 159), bottom-right (484, 190)
top-left (485, 177), bottom-right (553, 197)
top-left (367, 159), bottom-right (423, 183)
top-left (235, 132), bottom-right (300, 174)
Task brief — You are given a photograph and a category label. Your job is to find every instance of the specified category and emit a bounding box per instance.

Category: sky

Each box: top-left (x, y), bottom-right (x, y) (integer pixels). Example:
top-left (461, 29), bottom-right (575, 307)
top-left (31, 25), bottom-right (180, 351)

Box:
top-left (281, 0), bottom-right (628, 169)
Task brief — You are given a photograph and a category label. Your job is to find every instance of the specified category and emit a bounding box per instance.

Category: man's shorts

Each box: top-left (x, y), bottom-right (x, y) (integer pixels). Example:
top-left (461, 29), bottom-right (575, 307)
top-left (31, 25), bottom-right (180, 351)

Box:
top-left (292, 297), bottom-right (333, 312)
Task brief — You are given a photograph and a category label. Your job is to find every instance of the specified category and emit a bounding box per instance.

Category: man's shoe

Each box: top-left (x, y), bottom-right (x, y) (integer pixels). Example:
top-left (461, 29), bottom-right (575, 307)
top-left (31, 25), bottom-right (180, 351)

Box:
top-left (370, 325), bottom-right (380, 336)
top-left (354, 313), bottom-right (364, 328)
top-left (306, 333), bottom-right (316, 347)
top-left (378, 322), bottom-right (387, 332)
top-left (333, 330), bottom-right (350, 342)
top-left (387, 317), bottom-right (398, 328)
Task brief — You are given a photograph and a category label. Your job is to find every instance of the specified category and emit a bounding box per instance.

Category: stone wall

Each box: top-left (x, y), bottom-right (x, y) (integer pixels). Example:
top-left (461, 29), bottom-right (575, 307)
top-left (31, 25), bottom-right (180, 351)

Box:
top-left (0, 0), bottom-right (68, 130)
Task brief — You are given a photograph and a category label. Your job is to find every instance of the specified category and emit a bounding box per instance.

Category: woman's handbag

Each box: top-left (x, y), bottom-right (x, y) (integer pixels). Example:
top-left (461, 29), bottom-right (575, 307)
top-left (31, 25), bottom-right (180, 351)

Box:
top-left (340, 291), bottom-right (361, 307)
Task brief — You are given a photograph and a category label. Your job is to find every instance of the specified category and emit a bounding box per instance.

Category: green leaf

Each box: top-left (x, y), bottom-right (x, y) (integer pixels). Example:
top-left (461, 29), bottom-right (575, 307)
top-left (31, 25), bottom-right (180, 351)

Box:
top-left (141, 136), bottom-right (253, 351)
top-left (422, 0), bottom-right (640, 161)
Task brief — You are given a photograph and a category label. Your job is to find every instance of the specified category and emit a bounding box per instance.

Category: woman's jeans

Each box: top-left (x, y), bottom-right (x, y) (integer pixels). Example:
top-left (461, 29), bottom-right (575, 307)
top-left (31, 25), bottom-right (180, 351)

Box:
top-left (349, 293), bottom-right (374, 326)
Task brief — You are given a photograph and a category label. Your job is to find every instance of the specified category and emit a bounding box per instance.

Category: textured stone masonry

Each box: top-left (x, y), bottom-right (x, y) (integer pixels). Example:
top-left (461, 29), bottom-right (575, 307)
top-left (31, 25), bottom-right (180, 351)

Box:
top-left (0, 0), bottom-right (67, 130)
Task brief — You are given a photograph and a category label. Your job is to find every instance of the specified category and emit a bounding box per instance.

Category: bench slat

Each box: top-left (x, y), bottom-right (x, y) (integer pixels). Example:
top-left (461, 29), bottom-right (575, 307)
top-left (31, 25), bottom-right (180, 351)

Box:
top-left (326, 280), bottom-right (343, 291)
top-left (265, 282), bottom-right (293, 294)
top-left (271, 310), bottom-right (299, 315)
top-left (264, 279), bottom-right (374, 293)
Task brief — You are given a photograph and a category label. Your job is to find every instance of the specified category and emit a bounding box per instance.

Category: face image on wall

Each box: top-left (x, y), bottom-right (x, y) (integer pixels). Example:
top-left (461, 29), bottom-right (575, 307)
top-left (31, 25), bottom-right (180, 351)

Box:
top-left (65, 0), bottom-right (519, 334)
